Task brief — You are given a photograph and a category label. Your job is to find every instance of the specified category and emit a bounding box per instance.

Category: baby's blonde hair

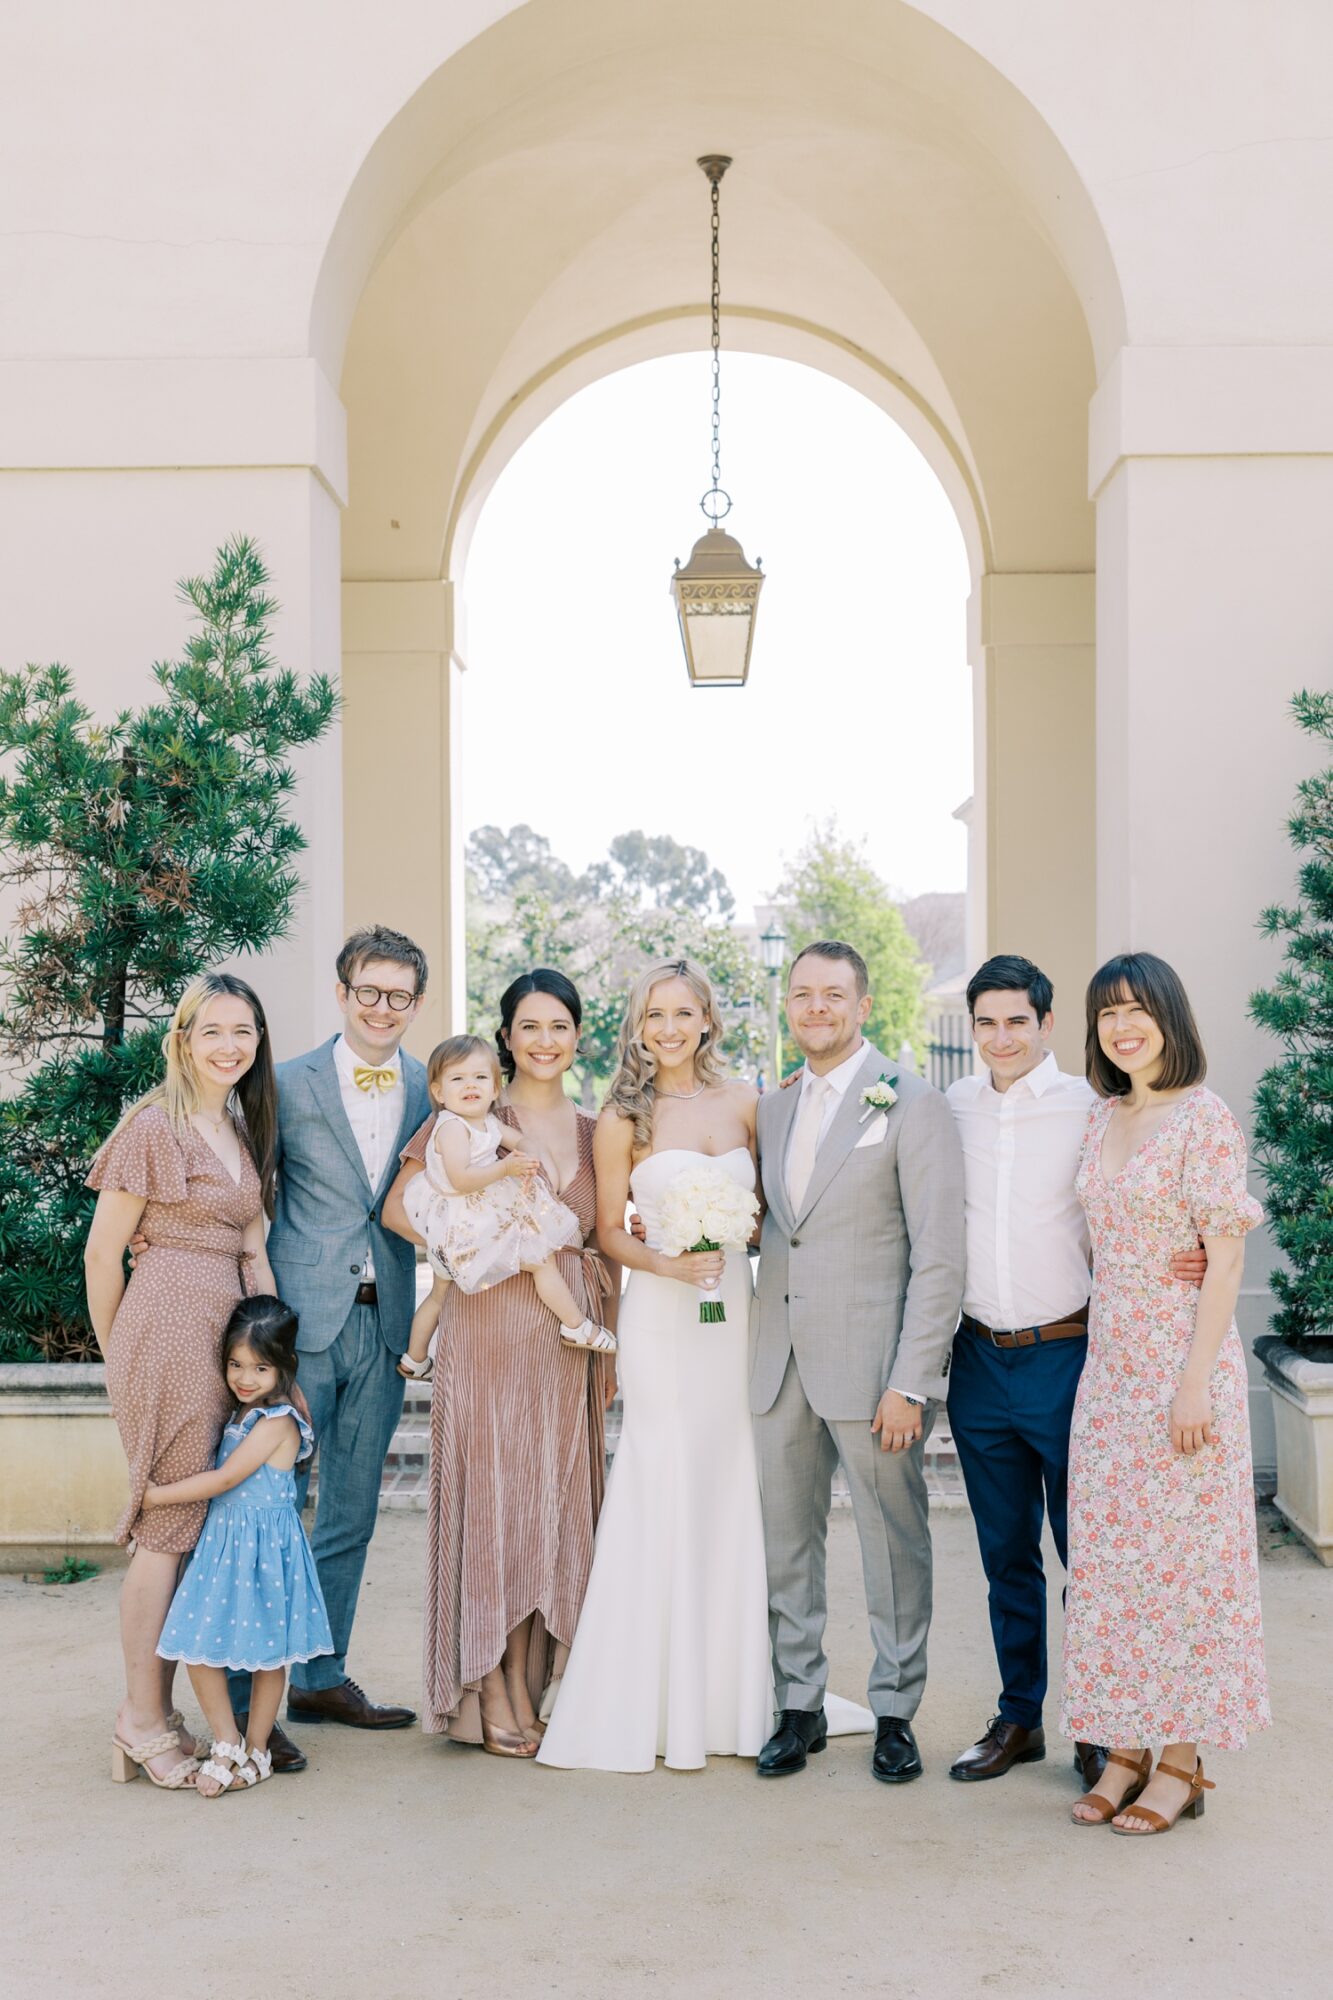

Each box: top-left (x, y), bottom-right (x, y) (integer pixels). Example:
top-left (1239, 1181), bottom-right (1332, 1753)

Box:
top-left (427, 1034), bottom-right (502, 1109)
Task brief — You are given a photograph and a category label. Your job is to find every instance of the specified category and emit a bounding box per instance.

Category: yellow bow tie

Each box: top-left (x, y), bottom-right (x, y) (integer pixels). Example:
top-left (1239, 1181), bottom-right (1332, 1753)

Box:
top-left (353, 1064), bottom-right (397, 1093)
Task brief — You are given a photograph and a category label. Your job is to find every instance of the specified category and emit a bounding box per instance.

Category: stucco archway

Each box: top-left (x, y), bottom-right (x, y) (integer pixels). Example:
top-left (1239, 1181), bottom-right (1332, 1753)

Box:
top-left (325, 0), bottom-right (1118, 1053)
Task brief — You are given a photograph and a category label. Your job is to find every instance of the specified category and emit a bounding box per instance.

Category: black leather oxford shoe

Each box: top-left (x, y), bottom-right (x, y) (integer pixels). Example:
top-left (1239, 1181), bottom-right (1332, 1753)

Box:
top-left (872, 1717), bottom-right (923, 1784)
top-left (756, 1707), bottom-right (828, 1777)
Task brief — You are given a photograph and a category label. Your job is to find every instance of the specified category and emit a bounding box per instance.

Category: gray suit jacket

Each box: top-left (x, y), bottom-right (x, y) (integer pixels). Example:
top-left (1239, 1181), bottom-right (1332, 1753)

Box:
top-left (266, 1036), bottom-right (431, 1357)
top-left (750, 1043), bottom-right (965, 1419)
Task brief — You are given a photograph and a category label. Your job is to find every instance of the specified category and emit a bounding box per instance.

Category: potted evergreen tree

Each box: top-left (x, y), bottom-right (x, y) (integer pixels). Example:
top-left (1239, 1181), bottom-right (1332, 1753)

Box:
top-left (1250, 688), bottom-right (1333, 1564)
top-left (0, 538), bottom-right (334, 1565)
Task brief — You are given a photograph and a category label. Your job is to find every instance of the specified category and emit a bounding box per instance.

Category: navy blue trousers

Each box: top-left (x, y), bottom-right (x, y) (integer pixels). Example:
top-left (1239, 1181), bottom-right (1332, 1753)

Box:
top-left (947, 1328), bottom-right (1088, 1729)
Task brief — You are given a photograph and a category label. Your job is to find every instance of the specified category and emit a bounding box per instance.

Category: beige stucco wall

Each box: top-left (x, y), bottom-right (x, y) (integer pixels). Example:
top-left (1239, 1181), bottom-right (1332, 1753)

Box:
top-left (5, 0), bottom-right (1333, 1469)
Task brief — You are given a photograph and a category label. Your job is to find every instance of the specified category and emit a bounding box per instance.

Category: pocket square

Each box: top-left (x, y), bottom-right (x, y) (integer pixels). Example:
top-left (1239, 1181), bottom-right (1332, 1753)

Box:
top-left (854, 1114), bottom-right (888, 1148)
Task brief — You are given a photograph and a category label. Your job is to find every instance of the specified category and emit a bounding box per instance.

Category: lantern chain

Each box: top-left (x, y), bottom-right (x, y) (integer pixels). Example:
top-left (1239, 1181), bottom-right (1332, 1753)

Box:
top-left (709, 167), bottom-right (722, 508)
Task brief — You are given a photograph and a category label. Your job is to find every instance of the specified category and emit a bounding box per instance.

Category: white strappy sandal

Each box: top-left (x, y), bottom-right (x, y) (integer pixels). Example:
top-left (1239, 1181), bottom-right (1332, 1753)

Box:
top-left (559, 1317), bottom-right (618, 1355)
top-left (397, 1351), bottom-right (434, 1381)
top-left (196, 1738), bottom-right (272, 1798)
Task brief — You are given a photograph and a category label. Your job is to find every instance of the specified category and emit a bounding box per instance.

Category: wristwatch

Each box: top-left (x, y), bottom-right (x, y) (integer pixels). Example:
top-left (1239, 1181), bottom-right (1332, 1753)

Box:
top-left (899, 1392), bottom-right (926, 1408)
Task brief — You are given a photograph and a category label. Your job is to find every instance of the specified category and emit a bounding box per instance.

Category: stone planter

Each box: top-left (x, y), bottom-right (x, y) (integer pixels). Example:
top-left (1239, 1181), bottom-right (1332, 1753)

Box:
top-left (0, 1363), bottom-right (128, 1572)
top-left (1258, 1339), bottom-right (1333, 1566)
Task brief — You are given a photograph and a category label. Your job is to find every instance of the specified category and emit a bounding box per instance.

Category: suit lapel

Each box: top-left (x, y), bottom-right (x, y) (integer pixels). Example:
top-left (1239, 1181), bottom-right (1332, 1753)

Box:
top-left (792, 1044), bottom-right (885, 1229)
top-left (761, 1073), bottom-right (804, 1232)
top-left (308, 1041), bottom-right (373, 1194)
top-left (376, 1062), bottom-right (425, 1201)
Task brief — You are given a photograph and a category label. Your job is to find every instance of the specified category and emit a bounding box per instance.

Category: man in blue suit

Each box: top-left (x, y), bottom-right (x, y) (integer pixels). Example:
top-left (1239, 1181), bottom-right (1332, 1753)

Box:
top-left (231, 924), bottom-right (432, 1769)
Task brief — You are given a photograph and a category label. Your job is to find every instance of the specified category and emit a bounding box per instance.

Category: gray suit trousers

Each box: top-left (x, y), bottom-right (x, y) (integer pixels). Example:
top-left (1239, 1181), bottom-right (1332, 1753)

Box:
top-left (754, 1351), bottom-right (934, 1719)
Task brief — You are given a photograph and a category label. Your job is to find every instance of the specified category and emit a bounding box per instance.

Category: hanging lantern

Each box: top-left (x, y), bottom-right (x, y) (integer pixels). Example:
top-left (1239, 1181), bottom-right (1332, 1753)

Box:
top-left (670, 155), bottom-right (764, 688)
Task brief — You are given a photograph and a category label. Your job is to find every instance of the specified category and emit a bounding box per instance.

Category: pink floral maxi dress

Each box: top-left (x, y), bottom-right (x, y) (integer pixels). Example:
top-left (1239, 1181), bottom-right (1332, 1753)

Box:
top-left (1061, 1088), bottom-right (1271, 1751)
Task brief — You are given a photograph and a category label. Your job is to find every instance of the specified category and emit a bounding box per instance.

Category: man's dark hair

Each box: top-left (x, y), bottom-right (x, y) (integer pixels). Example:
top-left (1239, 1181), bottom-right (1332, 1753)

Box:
top-left (1085, 951), bottom-right (1206, 1098)
top-left (336, 924), bottom-right (428, 996)
top-left (966, 954), bottom-right (1053, 1024)
top-left (787, 940), bottom-right (869, 998)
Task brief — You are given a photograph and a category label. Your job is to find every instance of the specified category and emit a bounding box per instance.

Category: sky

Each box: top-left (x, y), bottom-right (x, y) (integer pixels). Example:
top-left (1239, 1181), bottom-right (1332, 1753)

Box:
top-left (460, 352), bottom-right (972, 923)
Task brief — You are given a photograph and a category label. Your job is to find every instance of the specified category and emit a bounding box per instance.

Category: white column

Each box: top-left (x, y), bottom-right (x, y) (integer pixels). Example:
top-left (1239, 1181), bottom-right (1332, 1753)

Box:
top-left (974, 571), bottom-right (1097, 1073)
top-left (341, 579), bottom-right (465, 1056)
top-left (0, 358), bottom-right (347, 1061)
top-left (1092, 345), bottom-right (1333, 1476)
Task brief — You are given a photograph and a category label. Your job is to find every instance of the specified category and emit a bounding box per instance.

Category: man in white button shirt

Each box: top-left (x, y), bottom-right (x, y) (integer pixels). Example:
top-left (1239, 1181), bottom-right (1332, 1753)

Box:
top-left (945, 955), bottom-right (1201, 1790)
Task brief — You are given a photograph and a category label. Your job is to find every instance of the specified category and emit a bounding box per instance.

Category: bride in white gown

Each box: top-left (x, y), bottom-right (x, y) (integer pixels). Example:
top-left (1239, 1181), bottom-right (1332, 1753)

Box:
top-left (538, 958), bottom-right (870, 1773)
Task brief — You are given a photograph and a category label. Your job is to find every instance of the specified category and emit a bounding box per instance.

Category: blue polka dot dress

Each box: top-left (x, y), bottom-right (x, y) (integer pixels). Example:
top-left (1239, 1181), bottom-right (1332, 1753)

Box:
top-left (157, 1403), bottom-right (333, 1672)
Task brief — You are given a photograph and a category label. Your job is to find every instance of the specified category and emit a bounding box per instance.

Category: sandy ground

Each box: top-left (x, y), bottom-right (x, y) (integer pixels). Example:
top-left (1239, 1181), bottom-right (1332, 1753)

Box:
top-left (4, 1506), bottom-right (1329, 2000)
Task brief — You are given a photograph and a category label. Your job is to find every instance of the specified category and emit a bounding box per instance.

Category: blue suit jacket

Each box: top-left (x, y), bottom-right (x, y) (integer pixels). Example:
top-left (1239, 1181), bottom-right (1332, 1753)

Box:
top-left (266, 1036), bottom-right (431, 1356)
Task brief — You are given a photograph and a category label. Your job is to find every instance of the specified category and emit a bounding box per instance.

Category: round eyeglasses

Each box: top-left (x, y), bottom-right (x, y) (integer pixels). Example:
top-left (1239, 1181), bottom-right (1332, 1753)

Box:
top-left (348, 984), bottom-right (417, 1012)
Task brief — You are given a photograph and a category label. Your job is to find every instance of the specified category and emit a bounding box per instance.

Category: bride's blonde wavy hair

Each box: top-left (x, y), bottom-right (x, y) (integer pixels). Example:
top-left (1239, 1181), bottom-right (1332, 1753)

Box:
top-left (606, 957), bottom-right (729, 1151)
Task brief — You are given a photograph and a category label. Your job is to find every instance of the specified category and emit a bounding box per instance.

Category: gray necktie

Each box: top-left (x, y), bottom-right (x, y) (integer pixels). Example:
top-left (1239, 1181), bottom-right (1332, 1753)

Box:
top-left (786, 1074), bottom-right (831, 1216)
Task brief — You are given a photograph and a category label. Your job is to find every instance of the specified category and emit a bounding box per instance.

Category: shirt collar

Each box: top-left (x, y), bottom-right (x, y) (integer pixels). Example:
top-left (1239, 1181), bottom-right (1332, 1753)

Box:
top-left (333, 1032), bottom-right (403, 1083)
top-left (803, 1039), bottom-right (867, 1099)
top-left (983, 1049), bottom-right (1060, 1100)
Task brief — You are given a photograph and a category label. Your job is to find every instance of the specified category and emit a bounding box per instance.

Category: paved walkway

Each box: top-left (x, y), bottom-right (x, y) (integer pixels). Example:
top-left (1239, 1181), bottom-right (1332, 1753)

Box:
top-left (4, 1507), bottom-right (1328, 2000)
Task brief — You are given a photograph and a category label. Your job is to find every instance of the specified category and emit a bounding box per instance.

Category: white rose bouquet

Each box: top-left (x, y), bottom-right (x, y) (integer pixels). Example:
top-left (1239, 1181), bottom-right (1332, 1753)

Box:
top-left (656, 1162), bottom-right (760, 1324)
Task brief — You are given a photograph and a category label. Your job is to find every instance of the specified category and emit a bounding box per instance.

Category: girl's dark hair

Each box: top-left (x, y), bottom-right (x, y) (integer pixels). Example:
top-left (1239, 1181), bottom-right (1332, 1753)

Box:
top-left (496, 968), bottom-right (582, 1081)
top-left (219, 1295), bottom-right (300, 1405)
top-left (1084, 952), bottom-right (1207, 1098)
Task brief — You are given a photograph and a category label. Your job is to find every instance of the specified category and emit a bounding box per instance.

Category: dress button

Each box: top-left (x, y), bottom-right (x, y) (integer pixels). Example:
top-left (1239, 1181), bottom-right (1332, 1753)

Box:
top-left (791, 1237), bottom-right (801, 1248)
top-left (350, 1263), bottom-right (361, 1275)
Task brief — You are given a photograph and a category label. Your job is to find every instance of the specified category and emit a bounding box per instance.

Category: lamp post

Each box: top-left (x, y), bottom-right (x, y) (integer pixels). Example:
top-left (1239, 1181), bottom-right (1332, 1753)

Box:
top-left (670, 155), bottom-right (764, 687)
top-left (759, 922), bottom-right (787, 1089)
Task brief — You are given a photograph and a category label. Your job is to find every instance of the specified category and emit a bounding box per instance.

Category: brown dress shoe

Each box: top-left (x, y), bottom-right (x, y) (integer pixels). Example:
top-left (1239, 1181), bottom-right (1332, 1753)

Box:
top-left (949, 1715), bottom-right (1046, 1782)
top-left (287, 1678), bottom-right (416, 1730)
top-left (1074, 1739), bottom-right (1109, 1792)
top-left (237, 1715), bottom-right (307, 1774)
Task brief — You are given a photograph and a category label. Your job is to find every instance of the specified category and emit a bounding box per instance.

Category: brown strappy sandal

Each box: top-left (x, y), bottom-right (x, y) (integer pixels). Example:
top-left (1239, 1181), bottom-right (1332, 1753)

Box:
top-left (1110, 1756), bottom-right (1214, 1836)
top-left (1070, 1748), bottom-right (1151, 1825)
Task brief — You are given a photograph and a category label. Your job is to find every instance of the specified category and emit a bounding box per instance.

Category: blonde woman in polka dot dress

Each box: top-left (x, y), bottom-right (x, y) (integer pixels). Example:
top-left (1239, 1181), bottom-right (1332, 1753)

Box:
top-left (84, 973), bottom-right (278, 1790)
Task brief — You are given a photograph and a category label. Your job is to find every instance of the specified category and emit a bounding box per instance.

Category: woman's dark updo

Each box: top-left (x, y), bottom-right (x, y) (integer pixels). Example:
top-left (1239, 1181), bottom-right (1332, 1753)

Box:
top-left (496, 968), bottom-right (583, 1081)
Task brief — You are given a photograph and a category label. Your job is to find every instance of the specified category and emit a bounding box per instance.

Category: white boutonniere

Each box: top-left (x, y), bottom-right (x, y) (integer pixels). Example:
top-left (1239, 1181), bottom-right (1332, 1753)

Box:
top-left (859, 1075), bottom-right (898, 1122)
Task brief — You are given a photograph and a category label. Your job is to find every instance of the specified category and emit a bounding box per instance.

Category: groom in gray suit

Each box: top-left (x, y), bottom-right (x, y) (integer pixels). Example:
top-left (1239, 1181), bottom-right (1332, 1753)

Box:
top-left (752, 940), bottom-right (965, 1782)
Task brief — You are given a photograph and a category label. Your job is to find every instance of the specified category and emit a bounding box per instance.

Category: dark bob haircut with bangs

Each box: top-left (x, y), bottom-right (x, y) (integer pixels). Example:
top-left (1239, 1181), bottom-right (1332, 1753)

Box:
top-left (1084, 952), bottom-right (1207, 1098)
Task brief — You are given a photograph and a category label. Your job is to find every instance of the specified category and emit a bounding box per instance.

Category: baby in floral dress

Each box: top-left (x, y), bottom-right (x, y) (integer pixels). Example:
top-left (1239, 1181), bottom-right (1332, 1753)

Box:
top-left (398, 1035), bottom-right (615, 1378)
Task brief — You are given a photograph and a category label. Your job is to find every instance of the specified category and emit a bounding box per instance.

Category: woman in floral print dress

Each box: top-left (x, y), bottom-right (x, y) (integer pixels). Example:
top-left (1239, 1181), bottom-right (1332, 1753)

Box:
top-left (1062, 953), bottom-right (1270, 1836)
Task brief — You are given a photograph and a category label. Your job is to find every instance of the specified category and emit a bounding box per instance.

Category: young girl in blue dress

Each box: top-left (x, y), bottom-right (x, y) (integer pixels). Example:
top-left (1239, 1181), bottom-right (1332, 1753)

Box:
top-left (141, 1295), bottom-right (333, 1798)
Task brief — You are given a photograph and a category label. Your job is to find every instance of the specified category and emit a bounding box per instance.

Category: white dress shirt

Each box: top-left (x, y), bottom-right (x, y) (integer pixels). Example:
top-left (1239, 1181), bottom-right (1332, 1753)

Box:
top-left (786, 1039), bottom-right (869, 1163)
top-left (946, 1051), bottom-right (1094, 1330)
top-left (333, 1033), bottom-right (403, 1280)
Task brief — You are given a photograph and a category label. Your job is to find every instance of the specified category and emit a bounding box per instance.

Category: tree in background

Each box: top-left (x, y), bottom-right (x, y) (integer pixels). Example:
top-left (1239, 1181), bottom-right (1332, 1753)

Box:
top-left (1250, 689), bottom-right (1333, 1357)
top-left (583, 830), bottom-right (735, 919)
top-left (774, 821), bottom-right (927, 1062)
top-left (0, 538), bottom-right (336, 1358)
top-left (466, 827), bottom-right (761, 1104)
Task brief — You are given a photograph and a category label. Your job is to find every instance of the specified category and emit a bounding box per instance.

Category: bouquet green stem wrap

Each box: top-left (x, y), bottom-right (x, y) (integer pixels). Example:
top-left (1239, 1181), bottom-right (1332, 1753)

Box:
top-left (691, 1238), bottom-right (726, 1322)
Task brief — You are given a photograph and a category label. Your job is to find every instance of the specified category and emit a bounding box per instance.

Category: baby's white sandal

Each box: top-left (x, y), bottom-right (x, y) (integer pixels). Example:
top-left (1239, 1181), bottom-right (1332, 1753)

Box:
top-left (559, 1317), bottom-right (618, 1355)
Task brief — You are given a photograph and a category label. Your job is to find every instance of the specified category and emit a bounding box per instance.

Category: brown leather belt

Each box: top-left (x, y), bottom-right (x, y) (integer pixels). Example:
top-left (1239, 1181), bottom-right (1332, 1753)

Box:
top-left (961, 1303), bottom-right (1088, 1349)
top-left (354, 1281), bottom-right (378, 1306)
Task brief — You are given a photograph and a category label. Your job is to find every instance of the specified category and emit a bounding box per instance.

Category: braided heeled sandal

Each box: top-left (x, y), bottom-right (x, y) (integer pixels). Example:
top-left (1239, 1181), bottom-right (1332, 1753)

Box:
top-left (1070, 1748), bottom-right (1151, 1825)
top-left (1110, 1756), bottom-right (1214, 1836)
top-left (110, 1726), bottom-right (200, 1790)
top-left (196, 1738), bottom-right (272, 1798)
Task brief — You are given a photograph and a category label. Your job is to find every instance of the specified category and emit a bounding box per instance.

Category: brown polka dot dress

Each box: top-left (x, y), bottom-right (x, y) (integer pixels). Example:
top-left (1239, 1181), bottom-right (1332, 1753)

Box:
top-left (402, 1104), bottom-right (609, 1739)
top-left (86, 1106), bottom-right (259, 1554)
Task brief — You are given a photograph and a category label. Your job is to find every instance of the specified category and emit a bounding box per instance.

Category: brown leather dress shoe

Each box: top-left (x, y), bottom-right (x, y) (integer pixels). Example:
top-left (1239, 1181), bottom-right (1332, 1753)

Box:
top-left (1074, 1739), bottom-right (1109, 1792)
top-left (287, 1678), bottom-right (416, 1730)
top-left (237, 1715), bottom-right (307, 1774)
top-left (949, 1715), bottom-right (1046, 1782)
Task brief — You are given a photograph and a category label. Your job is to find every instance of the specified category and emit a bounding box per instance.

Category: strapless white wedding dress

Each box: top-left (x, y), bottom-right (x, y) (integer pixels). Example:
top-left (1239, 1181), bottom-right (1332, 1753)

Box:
top-left (538, 1148), bottom-right (871, 1773)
